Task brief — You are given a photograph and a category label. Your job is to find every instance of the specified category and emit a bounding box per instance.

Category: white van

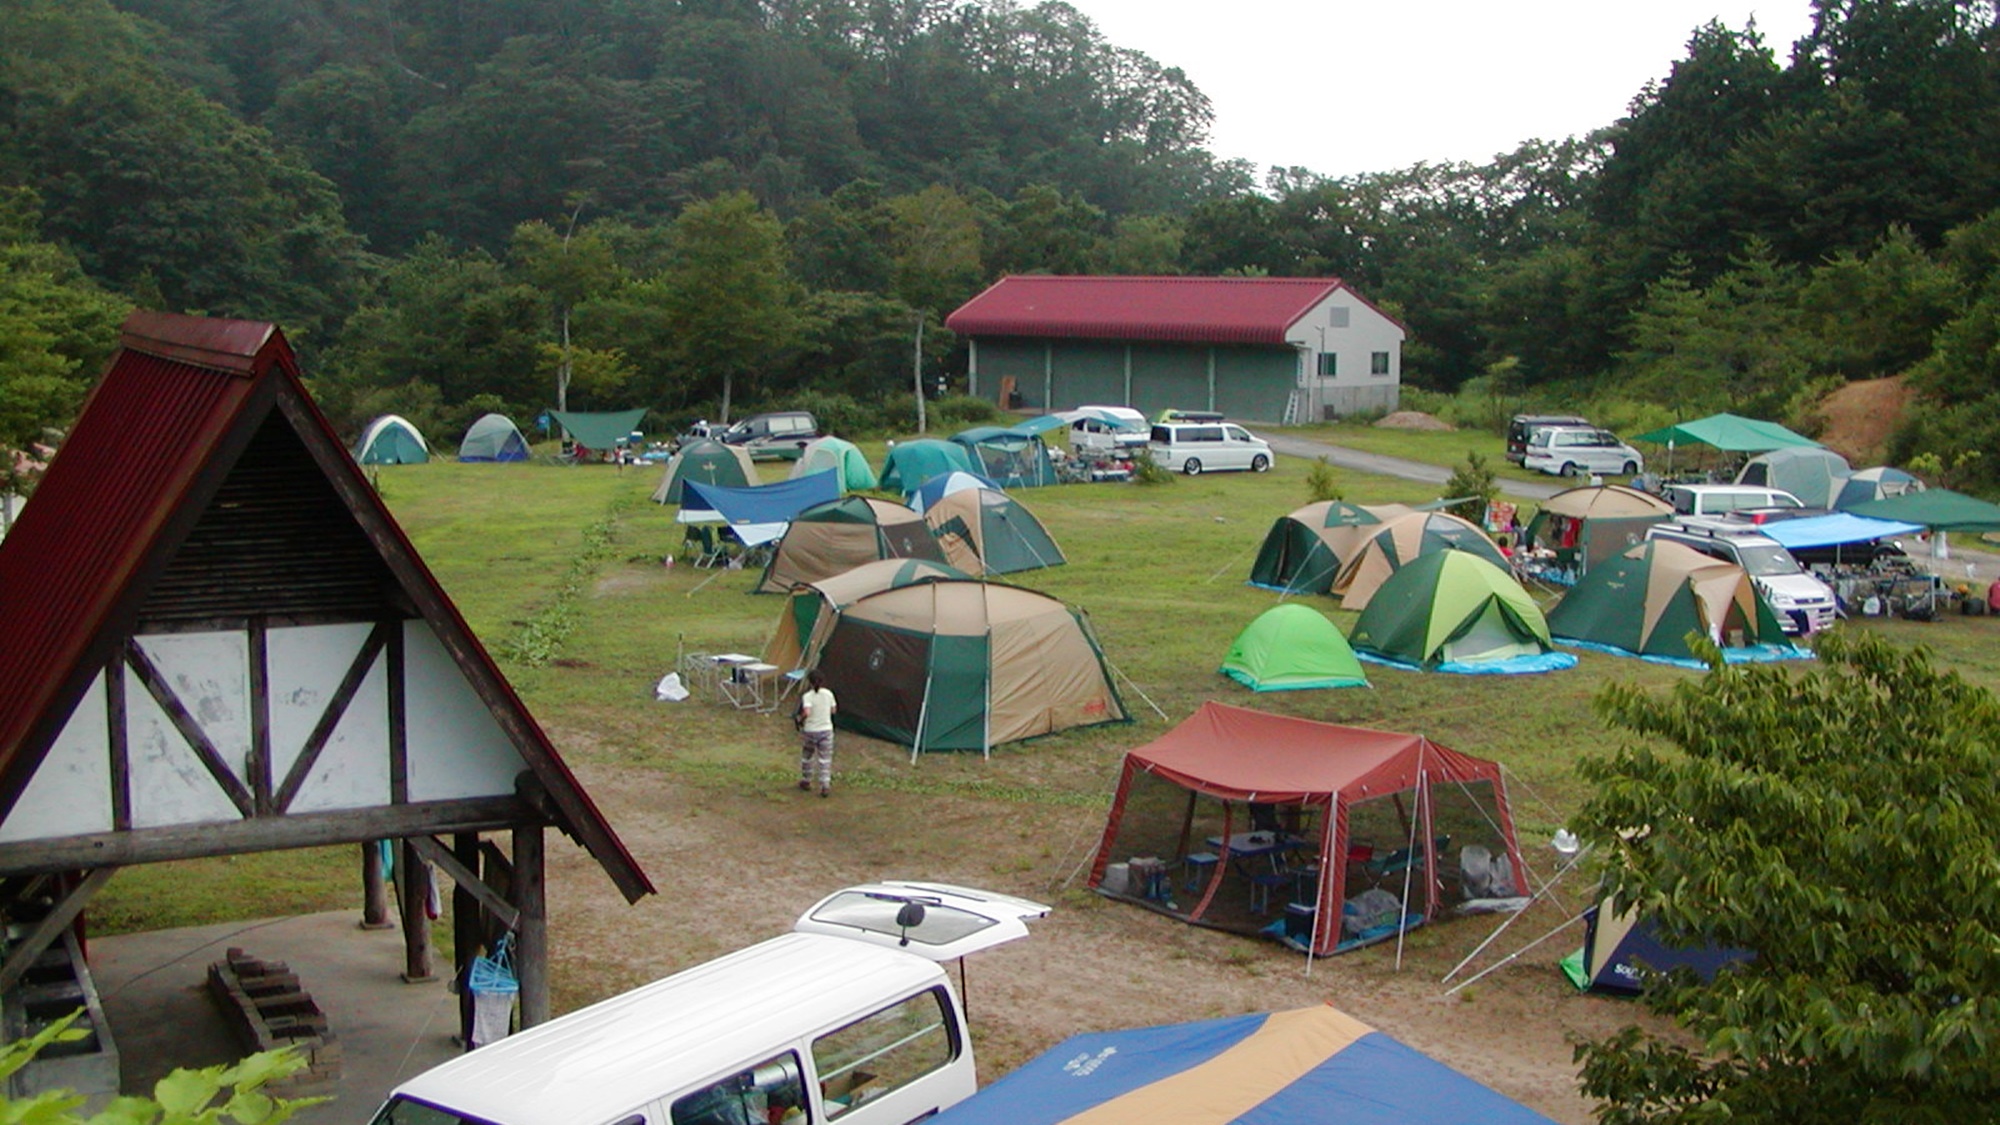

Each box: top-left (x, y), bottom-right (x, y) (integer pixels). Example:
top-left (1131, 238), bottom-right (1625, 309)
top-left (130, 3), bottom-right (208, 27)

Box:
top-left (1645, 518), bottom-right (1838, 634)
top-left (369, 882), bottom-right (1047, 1125)
top-left (1062, 405), bottom-right (1149, 456)
top-left (1148, 422), bottom-right (1272, 475)
top-left (1661, 483), bottom-right (1805, 517)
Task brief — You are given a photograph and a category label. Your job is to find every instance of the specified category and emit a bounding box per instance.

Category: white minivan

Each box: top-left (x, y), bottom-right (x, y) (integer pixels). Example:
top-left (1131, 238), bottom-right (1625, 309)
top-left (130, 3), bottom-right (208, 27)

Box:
top-left (1148, 422), bottom-right (1272, 475)
top-left (1522, 426), bottom-right (1645, 478)
top-left (369, 882), bottom-right (1048, 1125)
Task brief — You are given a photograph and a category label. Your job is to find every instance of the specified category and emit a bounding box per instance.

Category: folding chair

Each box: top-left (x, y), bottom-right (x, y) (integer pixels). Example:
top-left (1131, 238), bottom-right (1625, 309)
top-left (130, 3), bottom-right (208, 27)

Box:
top-left (683, 524), bottom-right (726, 567)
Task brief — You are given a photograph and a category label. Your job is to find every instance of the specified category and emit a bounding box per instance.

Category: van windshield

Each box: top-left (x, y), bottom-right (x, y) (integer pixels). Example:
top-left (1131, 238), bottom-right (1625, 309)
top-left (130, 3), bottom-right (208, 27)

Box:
top-left (806, 891), bottom-right (997, 948)
top-left (1735, 544), bottom-right (1803, 577)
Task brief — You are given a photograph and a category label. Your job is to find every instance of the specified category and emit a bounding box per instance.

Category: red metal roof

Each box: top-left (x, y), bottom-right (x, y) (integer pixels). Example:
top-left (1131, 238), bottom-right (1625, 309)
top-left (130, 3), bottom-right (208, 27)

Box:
top-left (944, 276), bottom-right (1378, 345)
top-left (0, 311), bottom-right (651, 900)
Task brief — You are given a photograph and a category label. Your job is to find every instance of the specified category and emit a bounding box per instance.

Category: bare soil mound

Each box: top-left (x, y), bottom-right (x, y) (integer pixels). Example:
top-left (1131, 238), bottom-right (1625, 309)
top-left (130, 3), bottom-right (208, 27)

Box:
top-left (1816, 377), bottom-right (1910, 464)
top-left (1374, 411), bottom-right (1455, 432)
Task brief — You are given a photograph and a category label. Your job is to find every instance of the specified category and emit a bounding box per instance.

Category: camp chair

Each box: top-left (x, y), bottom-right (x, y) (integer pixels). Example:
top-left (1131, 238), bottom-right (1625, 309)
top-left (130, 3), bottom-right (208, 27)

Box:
top-left (1363, 834), bottom-right (1450, 884)
top-left (683, 524), bottom-right (726, 567)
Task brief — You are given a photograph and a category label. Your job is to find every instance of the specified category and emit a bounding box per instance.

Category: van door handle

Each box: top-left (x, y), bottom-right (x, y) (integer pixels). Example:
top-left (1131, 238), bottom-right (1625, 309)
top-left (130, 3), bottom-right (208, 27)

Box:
top-left (896, 1111), bottom-right (939, 1123)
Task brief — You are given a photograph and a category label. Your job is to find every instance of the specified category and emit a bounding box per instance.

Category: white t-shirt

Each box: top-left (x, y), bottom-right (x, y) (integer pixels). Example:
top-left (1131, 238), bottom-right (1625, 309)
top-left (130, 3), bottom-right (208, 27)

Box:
top-left (799, 687), bottom-right (836, 733)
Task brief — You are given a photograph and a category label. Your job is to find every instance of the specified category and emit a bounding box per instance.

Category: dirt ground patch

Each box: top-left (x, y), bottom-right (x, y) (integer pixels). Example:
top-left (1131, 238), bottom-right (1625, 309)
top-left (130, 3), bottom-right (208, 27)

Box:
top-left (1816, 377), bottom-right (1909, 464)
top-left (1374, 411), bottom-right (1456, 431)
top-left (542, 752), bottom-right (1654, 1124)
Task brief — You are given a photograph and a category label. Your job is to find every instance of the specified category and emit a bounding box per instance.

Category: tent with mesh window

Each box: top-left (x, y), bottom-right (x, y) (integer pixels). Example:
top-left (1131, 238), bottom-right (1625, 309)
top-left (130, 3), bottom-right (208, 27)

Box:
top-left (1087, 702), bottom-right (1525, 957)
top-left (1518, 485), bottom-right (1672, 579)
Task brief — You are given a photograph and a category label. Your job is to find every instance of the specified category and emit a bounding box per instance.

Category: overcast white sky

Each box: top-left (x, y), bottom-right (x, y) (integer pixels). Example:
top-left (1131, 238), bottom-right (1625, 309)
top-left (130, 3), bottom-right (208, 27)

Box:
top-left (1066, 0), bottom-right (1818, 180)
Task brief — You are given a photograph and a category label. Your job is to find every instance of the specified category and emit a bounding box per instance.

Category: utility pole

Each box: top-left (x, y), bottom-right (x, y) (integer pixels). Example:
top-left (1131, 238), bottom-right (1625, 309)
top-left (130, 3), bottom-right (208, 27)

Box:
top-left (913, 312), bottom-right (928, 435)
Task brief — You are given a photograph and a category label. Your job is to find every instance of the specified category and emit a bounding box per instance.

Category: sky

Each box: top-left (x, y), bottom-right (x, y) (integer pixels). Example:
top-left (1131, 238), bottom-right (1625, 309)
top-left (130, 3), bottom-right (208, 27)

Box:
top-left (1065, 0), bottom-right (1819, 180)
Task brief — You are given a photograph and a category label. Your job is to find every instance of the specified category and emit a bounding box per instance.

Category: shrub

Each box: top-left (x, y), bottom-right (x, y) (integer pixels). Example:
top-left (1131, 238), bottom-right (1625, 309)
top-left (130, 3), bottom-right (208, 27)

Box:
top-left (1441, 450), bottom-right (1497, 527)
top-left (1129, 453), bottom-right (1175, 486)
top-left (930, 395), bottom-right (1003, 428)
top-left (1305, 456), bottom-right (1342, 502)
top-left (782, 390), bottom-right (879, 439)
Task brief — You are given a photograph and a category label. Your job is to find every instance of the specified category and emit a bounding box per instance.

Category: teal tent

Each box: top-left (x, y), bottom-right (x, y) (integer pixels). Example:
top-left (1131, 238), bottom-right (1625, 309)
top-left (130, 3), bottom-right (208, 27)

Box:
top-left (788, 436), bottom-right (877, 491)
top-left (1219, 604), bottom-right (1368, 691)
top-left (550, 408), bottom-right (649, 453)
top-left (924, 488), bottom-right (1066, 575)
top-left (457, 413), bottom-right (529, 462)
top-left (354, 415), bottom-right (430, 464)
top-left (951, 425), bottom-right (1057, 488)
top-left (1632, 413), bottom-right (1821, 454)
top-left (881, 439), bottom-right (980, 492)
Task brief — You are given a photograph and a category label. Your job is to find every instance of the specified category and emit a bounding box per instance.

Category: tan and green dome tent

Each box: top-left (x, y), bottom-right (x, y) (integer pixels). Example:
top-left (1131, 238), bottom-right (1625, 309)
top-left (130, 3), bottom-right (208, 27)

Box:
top-left (755, 496), bottom-right (946, 593)
top-left (1333, 511), bottom-right (1508, 611)
top-left (651, 438), bottom-right (757, 504)
top-left (923, 488), bottom-right (1066, 576)
top-left (1219, 604), bottom-right (1368, 691)
top-left (803, 578), bottom-right (1129, 756)
top-left (1348, 551), bottom-right (1575, 674)
top-left (763, 557), bottom-right (972, 673)
top-left (1519, 484), bottom-right (1672, 579)
top-left (1248, 501), bottom-right (1414, 595)
top-left (1546, 539), bottom-right (1797, 665)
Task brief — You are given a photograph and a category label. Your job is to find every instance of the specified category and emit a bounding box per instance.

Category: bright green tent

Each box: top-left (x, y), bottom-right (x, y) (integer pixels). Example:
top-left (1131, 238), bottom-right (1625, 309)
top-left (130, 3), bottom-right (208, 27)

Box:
top-left (1631, 413), bottom-right (1821, 453)
top-left (1547, 540), bottom-right (1794, 663)
top-left (789, 436), bottom-right (878, 491)
top-left (1219, 604), bottom-right (1368, 691)
top-left (550, 408), bottom-right (649, 452)
top-left (1348, 551), bottom-right (1570, 673)
top-left (354, 415), bottom-right (430, 464)
top-left (881, 439), bottom-right (980, 492)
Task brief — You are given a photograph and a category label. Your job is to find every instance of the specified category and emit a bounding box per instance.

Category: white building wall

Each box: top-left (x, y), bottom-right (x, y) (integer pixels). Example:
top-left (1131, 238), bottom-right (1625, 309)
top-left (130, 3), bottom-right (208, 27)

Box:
top-left (1284, 285), bottom-right (1406, 419)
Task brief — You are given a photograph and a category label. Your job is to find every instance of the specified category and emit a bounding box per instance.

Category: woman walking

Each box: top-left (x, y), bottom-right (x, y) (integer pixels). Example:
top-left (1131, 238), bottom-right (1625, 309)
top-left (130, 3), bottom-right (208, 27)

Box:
top-left (795, 669), bottom-right (837, 797)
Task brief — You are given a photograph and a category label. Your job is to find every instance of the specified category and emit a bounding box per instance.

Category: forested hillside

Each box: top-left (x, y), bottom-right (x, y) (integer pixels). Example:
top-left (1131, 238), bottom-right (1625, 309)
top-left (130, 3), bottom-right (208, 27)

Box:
top-left (5, 0), bottom-right (2000, 489)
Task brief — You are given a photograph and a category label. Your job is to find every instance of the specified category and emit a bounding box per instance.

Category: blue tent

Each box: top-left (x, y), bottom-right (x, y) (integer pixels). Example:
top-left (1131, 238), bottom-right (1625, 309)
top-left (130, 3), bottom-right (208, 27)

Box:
top-left (677, 472), bottom-right (843, 547)
top-left (935, 1006), bottom-right (1555, 1125)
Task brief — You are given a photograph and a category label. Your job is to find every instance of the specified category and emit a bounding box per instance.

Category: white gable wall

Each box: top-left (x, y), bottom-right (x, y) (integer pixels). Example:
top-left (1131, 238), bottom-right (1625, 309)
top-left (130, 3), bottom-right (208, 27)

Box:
top-left (1284, 286), bottom-right (1405, 419)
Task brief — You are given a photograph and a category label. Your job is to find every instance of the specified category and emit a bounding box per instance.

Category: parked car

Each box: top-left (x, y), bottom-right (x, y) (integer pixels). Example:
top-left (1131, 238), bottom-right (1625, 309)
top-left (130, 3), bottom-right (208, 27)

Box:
top-left (1523, 426), bottom-right (1645, 478)
top-left (1661, 483), bottom-right (1805, 517)
top-left (1506, 413), bottom-right (1590, 464)
top-left (370, 882), bottom-right (1047, 1125)
top-left (1064, 405), bottom-right (1150, 456)
top-left (1645, 517), bottom-right (1839, 634)
top-left (717, 410), bottom-right (819, 460)
top-left (1148, 421), bottom-right (1272, 475)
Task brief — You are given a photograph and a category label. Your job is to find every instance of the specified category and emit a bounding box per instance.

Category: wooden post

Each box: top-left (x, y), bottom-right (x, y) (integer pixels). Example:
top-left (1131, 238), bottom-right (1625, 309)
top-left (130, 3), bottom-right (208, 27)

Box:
top-left (400, 838), bottom-right (435, 982)
top-left (360, 841), bottom-right (392, 929)
top-left (452, 832), bottom-right (482, 971)
top-left (513, 825), bottom-right (548, 1027)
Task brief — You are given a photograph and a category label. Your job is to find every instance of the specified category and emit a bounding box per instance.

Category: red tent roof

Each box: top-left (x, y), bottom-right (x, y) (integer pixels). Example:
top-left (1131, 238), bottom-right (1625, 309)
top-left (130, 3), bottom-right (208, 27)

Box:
top-left (944, 276), bottom-right (1391, 345)
top-left (1125, 700), bottom-right (1503, 803)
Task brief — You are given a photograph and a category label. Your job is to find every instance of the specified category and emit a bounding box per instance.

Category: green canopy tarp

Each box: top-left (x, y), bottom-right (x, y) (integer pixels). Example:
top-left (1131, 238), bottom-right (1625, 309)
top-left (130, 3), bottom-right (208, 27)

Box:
top-left (1631, 413), bottom-right (1821, 453)
top-left (1219, 604), bottom-right (1368, 691)
top-left (1846, 488), bottom-right (2000, 532)
top-left (550, 408), bottom-right (648, 451)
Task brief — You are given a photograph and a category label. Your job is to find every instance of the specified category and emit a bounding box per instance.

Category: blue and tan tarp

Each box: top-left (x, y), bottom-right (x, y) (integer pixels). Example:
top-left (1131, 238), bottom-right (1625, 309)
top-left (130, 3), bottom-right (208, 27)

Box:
top-left (676, 472), bottom-right (843, 547)
top-left (934, 1006), bottom-right (1556, 1124)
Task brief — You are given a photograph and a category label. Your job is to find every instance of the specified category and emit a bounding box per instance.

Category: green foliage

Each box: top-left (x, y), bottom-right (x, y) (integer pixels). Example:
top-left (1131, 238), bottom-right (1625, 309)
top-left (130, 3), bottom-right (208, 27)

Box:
top-left (778, 390), bottom-right (880, 439)
top-left (0, 1011), bottom-right (319, 1124)
top-left (929, 396), bottom-right (1002, 428)
top-left (656, 193), bottom-right (799, 422)
top-left (0, 188), bottom-right (129, 453)
top-left (1127, 453), bottom-right (1174, 486)
top-left (1439, 451), bottom-right (1496, 526)
top-left (1303, 456), bottom-right (1342, 503)
top-left (1575, 631), bottom-right (2000, 1121)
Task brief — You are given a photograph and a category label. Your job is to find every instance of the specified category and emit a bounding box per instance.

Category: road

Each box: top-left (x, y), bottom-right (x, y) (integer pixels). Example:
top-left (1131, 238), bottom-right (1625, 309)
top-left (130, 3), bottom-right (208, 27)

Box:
top-left (1255, 431), bottom-right (1566, 503)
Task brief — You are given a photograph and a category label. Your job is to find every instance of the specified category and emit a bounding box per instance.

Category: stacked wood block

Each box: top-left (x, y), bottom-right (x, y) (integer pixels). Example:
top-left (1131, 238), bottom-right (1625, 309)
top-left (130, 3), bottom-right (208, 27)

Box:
top-left (205, 948), bottom-right (340, 1097)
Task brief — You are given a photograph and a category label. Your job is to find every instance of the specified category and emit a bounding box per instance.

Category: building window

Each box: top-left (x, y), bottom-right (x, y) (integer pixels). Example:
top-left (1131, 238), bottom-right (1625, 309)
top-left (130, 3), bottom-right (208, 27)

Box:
top-left (1317, 353), bottom-right (1337, 377)
top-left (1371, 351), bottom-right (1390, 376)
top-left (1328, 307), bottom-right (1350, 328)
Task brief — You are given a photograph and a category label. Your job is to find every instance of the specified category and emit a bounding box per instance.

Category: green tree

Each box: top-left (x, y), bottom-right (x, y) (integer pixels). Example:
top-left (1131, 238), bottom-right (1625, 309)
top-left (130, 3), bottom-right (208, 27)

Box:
top-left (1575, 630), bottom-right (2000, 1122)
top-left (656, 192), bottom-right (798, 422)
top-left (0, 187), bottom-right (130, 454)
top-left (0, 1011), bottom-right (316, 1123)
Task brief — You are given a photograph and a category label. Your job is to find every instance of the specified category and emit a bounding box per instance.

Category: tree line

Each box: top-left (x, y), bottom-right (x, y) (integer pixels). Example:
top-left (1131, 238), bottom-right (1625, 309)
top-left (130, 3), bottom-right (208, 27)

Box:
top-left (6, 0), bottom-right (2000, 489)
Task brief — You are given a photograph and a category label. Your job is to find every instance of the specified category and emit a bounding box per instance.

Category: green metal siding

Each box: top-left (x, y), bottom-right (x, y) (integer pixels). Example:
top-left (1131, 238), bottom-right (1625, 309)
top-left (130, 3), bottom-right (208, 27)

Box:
top-left (976, 339), bottom-right (1048, 407)
top-left (1129, 344), bottom-right (1208, 418)
top-left (1048, 342), bottom-right (1126, 408)
top-left (1212, 347), bottom-right (1296, 422)
top-left (971, 336), bottom-right (1296, 422)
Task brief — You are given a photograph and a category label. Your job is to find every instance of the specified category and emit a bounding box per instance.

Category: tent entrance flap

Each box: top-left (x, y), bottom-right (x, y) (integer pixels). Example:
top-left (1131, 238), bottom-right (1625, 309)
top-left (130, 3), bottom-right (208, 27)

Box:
top-left (819, 622), bottom-right (931, 745)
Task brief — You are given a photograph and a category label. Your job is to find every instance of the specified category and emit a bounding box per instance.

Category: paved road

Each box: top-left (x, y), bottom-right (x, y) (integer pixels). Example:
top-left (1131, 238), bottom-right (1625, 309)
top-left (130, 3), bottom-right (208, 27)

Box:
top-left (1256, 431), bottom-right (1566, 503)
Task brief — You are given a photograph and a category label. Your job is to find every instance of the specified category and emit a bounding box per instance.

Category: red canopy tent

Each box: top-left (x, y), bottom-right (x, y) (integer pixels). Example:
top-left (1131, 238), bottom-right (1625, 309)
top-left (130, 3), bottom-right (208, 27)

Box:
top-left (1088, 702), bottom-right (1525, 956)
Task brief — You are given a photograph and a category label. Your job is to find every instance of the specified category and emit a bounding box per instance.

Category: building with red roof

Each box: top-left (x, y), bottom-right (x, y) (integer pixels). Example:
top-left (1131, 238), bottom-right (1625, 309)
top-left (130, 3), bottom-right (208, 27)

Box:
top-left (944, 276), bottom-right (1405, 422)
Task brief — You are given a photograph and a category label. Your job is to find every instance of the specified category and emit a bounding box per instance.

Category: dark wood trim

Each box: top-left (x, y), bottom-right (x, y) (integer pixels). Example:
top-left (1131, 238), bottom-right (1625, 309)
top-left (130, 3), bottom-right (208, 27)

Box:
top-left (128, 611), bottom-right (403, 635)
top-left (124, 640), bottom-right (254, 818)
top-left (0, 868), bottom-right (117, 991)
top-left (248, 619), bottom-right (271, 815)
top-left (0, 796), bottom-right (542, 877)
top-left (275, 621), bottom-right (390, 813)
top-left (361, 840), bottom-right (392, 928)
top-left (513, 826), bottom-right (548, 1027)
top-left (388, 623), bottom-right (408, 805)
top-left (106, 659), bottom-right (130, 831)
top-left (410, 835), bottom-right (520, 931)
top-left (451, 833), bottom-right (483, 991)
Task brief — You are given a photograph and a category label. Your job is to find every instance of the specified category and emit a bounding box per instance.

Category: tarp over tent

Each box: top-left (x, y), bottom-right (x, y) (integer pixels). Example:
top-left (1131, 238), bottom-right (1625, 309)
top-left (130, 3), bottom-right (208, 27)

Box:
top-left (1735, 447), bottom-right (1852, 508)
top-left (651, 439), bottom-right (758, 504)
top-left (811, 578), bottom-right (1128, 755)
top-left (933, 1006), bottom-right (1558, 1125)
top-left (1248, 502), bottom-right (1414, 595)
top-left (1632, 413), bottom-right (1822, 453)
top-left (1349, 551), bottom-right (1575, 674)
top-left (1333, 511), bottom-right (1508, 610)
top-left (924, 487), bottom-right (1066, 575)
top-left (1520, 484), bottom-right (1673, 580)
top-left (788, 436), bottom-right (878, 491)
top-left (457, 413), bottom-right (530, 462)
top-left (676, 472), bottom-right (844, 547)
top-left (1547, 540), bottom-right (1801, 666)
top-left (952, 425), bottom-right (1058, 488)
top-left (1835, 466), bottom-right (1925, 508)
top-left (1219, 604), bottom-right (1368, 691)
top-left (1088, 702), bottom-right (1525, 956)
top-left (1759, 512), bottom-right (1923, 551)
top-left (549, 407), bottom-right (648, 453)
top-left (881, 438), bottom-right (979, 492)
top-left (755, 496), bottom-right (946, 593)
top-left (762, 558), bottom-right (971, 673)
top-left (354, 414), bottom-right (430, 464)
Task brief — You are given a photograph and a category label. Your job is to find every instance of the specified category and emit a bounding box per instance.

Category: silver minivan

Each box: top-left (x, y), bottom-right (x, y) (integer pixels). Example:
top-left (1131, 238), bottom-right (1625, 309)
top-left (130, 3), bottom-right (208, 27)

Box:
top-left (1523, 426), bottom-right (1644, 478)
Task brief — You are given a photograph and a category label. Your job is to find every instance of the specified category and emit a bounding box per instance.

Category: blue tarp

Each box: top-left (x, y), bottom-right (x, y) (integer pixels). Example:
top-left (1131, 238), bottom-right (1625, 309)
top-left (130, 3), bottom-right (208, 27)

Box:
top-left (1357, 650), bottom-right (1579, 676)
top-left (934, 1007), bottom-right (1555, 1125)
top-left (1760, 513), bottom-right (1923, 550)
top-left (677, 472), bottom-right (842, 546)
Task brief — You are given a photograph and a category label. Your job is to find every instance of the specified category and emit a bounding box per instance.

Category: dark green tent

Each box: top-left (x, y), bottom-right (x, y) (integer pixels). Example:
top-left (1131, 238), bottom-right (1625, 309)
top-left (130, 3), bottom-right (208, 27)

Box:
top-left (651, 439), bottom-right (757, 504)
top-left (1248, 502), bottom-right (1413, 595)
top-left (1349, 551), bottom-right (1572, 673)
top-left (1219, 604), bottom-right (1368, 691)
top-left (924, 488), bottom-right (1066, 575)
top-left (1546, 540), bottom-right (1793, 663)
top-left (550, 408), bottom-right (648, 453)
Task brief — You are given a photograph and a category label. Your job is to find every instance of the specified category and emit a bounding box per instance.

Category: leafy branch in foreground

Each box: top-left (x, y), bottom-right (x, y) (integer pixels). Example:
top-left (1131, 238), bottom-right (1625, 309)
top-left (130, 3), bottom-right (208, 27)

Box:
top-left (0, 1011), bottom-right (322, 1124)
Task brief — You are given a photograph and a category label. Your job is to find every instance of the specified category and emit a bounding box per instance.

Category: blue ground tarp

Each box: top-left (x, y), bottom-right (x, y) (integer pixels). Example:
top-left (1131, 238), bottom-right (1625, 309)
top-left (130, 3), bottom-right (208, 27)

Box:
top-left (677, 472), bottom-right (841, 545)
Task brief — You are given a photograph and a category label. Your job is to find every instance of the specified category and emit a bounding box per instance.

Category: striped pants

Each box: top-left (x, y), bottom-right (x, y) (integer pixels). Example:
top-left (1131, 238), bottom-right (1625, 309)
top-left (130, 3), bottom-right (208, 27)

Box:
top-left (799, 730), bottom-right (834, 790)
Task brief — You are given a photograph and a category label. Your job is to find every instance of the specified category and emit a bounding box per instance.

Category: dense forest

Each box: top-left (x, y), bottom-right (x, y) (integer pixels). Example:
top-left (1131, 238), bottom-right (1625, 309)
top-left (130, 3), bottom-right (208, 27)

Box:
top-left (6, 0), bottom-right (2000, 488)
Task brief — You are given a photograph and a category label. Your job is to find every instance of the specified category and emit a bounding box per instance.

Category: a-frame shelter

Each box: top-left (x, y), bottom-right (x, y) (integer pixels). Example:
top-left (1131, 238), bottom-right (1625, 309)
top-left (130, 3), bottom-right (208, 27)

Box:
top-left (0, 311), bottom-right (653, 1039)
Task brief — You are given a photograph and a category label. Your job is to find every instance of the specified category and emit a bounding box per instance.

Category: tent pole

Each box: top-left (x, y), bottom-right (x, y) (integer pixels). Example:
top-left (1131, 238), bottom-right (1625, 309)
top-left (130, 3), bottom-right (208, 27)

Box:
top-left (982, 616), bottom-right (992, 761)
top-left (1444, 909), bottom-right (1590, 997)
top-left (1394, 758), bottom-right (1427, 972)
top-left (1442, 844), bottom-right (1591, 984)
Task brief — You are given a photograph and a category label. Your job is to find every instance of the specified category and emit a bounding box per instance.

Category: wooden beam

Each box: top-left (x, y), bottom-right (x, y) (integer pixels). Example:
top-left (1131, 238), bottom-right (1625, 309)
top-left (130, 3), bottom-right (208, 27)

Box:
top-left (513, 826), bottom-right (548, 1027)
top-left (399, 839), bottom-right (435, 982)
top-left (106, 659), bottom-right (130, 831)
top-left (360, 841), bottom-right (392, 929)
top-left (124, 640), bottom-right (255, 817)
top-left (0, 868), bottom-right (117, 991)
top-left (275, 621), bottom-right (390, 813)
top-left (0, 796), bottom-right (541, 877)
top-left (408, 835), bottom-right (520, 931)
top-left (388, 623), bottom-right (408, 804)
top-left (247, 619), bottom-right (272, 814)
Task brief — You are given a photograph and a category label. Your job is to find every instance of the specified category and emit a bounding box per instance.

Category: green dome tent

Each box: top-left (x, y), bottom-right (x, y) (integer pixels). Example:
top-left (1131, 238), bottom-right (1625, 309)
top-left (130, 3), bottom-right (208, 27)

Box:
top-left (1348, 551), bottom-right (1574, 674)
top-left (1248, 502), bottom-right (1414, 595)
top-left (354, 415), bottom-right (430, 464)
top-left (788, 436), bottom-right (877, 491)
top-left (880, 439), bottom-right (979, 493)
top-left (1546, 540), bottom-right (1797, 666)
top-left (923, 488), bottom-right (1066, 576)
top-left (651, 439), bottom-right (757, 504)
top-left (1219, 604), bottom-right (1368, 691)
top-left (756, 496), bottom-right (946, 593)
top-left (457, 413), bottom-right (529, 462)
top-left (1334, 511), bottom-right (1508, 611)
